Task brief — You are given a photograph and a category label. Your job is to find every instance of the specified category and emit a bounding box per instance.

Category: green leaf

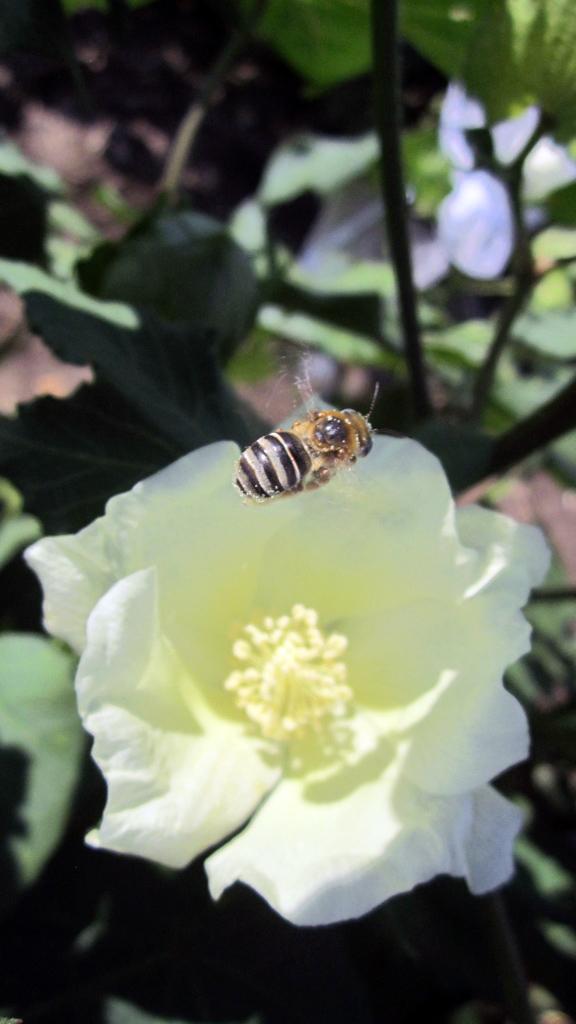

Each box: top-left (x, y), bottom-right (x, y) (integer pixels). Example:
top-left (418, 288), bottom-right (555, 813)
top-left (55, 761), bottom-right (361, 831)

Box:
top-left (0, 365), bottom-right (253, 535)
top-left (490, 356), bottom-right (572, 425)
top-left (292, 254), bottom-right (395, 299)
top-left (0, 257), bottom-right (138, 328)
top-left (0, 261), bottom-right (255, 532)
top-left (290, 257), bottom-right (443, 332)
top-left (0, 478), bottom-right (23, 517)
top-left (237, 0), bottom-right (370, 88)
top-left (513, 309), bottom-right (576, 361)
top-left (63, 0), bottom-right (154, 10)
top-left (258, 134), bottom-right (378, 206)
top-left (269, 279), bottom-right (383, 339)
top-left (0, 634), bottom-right (82, 892)
top-left (0, 140), bottom-right (62, 193)
top-left (464, 0), bottom-right (576, 138)
top-left (0, 259), bottom-right (247, 449)
top-left (415, 420), bottom-right (494, 492)
top-left (49, 199), bottom-right (100, 245)
top-left (401, 0), bottom-right (489, 77)
top-left (276, 256), bottom-right (443, 363)
top-left (0, 513), bottom-right (41, 570)
top-left (516, 837), bottom-right (573, 899)
top-left (259, 305), bottom-right (393, 367)
top-left (226, 328), bottom-right (276, 383)
top-left (403, 126), bottom-right (452, 218)
top-left (0, 479), bottom-right (41, 568)
top-left (540, 922), bottom-right (576, 959)
top-left (77, 210), bottom-right (259, 361)
top-left (533, 227), bottom-right (576, 263)
top-left (546, 181), bottom-right (576, 225)
top-left (241, 0), bottom-right (489, 88)
top-left (425, 319), bottom-right (493, 369)
top-left (27, 293), bottom-right (245, 449)
top-left (104, 1000), bottom-right (260, 1024)
top-left (548, 427), bottom-right (576, 485)
top-left (530, 269), bottom-right (573, 312)
top-left (47, 193), bottom-right (102, 284)
top-left (230, 199), bottom-right (267, 258)
top-left (0, 383), bottom-right (187, 533)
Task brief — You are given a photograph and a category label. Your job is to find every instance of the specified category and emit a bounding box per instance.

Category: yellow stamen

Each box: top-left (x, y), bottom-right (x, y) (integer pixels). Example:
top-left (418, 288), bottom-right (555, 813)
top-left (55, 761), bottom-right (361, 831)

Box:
top-left (225, 604), bottom-right (351, 741)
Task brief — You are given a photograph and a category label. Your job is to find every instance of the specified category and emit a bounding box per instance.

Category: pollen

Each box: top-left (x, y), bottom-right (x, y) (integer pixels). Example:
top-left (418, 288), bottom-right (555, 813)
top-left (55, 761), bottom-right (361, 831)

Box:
top-left (225, 604), bottom-right (352, 741)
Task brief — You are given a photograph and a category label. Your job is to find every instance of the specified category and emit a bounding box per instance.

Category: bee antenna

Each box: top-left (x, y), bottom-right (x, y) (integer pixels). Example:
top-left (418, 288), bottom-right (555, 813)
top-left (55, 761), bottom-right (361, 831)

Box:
top-left (367, 381), bottom-right (380, 421)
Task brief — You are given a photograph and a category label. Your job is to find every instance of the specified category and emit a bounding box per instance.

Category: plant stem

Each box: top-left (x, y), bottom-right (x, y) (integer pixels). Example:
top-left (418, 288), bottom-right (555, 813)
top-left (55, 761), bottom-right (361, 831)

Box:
top-left (489, 372), bottom-right (576, 475)
top-left (531, 586), bottom-right (576, 602)
top-left (369, 0), bottom-right (431, 420)
top-left (481, 891), bottom-right (535, 1024)
top-left (471, 183), bottom-right (534, 420)
top-left (470, 119), bottom-right (545, 421)
top-left (470, 270), bottom-right (533, 420)
top-left (161, 1), bottom-right (267, 202)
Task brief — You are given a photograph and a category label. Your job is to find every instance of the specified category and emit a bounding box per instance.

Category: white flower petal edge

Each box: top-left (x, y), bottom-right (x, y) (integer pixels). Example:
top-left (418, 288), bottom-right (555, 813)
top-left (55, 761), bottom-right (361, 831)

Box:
top-left (381, 504), bottom-right (550, 794)
top-left (523, 137), bottom-right (576, 202)
top-left (78, 567), bottom-right (281, 867)
top-left (439, 82), bottom-right (539, 170)
top-left (206, 764), bottom-right (523, 927)
top-left (439, 82), bottom-right (485, 171)
top-left (25, 441), bottom-right (244, 654)
top-left (25, 519), bottom-right (112, 655)
top-left (491, 107), bottom-right (539, 166)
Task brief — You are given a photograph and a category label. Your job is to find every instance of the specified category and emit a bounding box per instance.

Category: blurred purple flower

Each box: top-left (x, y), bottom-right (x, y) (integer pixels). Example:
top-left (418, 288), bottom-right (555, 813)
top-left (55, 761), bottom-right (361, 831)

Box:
top-left (438, 83), bottom-right (576, 279)
top-left (438, 170), bottom-right (514, 280)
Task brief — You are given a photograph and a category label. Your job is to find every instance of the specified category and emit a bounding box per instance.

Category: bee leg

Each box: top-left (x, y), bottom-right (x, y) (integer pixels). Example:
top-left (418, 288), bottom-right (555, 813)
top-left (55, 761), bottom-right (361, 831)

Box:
top-left (304, 465), bottom-right (334, 491)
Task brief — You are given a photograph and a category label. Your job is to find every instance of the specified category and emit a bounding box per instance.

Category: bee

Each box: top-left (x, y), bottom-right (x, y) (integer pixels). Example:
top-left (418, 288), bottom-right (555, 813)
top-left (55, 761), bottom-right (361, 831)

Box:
top-left (234, 407), bottom-right (374, 503)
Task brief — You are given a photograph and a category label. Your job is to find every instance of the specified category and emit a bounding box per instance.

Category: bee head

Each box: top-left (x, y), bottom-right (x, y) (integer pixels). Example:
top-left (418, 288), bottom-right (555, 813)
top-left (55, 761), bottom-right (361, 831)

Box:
top-left (312, 412), bottom-right (350, 451)
top-left (340, 409), bottom-right (373, 457)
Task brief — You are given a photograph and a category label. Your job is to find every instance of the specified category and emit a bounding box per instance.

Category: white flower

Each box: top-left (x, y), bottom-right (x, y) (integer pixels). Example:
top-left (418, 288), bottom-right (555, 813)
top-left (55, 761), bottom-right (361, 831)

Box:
top-left (439, 84), bottom-right (487, 172)
top-left (26, 436), bottom-right (549, 926)
top-left (438, 170), bottom-right (514, 280)
top-left (522, 138), bottom-right (576, 202)
top-left (438, 83), bottom-right (576, 278)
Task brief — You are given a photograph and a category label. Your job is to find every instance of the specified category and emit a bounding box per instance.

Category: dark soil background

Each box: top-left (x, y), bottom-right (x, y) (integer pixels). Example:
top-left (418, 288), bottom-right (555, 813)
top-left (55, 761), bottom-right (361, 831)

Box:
top-left (0, 0), bottom-right (444, 234)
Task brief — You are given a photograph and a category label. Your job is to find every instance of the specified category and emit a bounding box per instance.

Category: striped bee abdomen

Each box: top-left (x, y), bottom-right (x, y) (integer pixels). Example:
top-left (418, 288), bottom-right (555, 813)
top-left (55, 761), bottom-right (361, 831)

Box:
top-left (235, 430), bottom-right (312, 502)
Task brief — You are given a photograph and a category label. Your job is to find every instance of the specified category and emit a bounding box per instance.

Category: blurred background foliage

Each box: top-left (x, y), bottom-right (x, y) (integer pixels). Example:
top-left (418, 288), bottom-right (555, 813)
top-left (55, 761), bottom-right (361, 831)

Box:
top-left (0, 0), bottom-right (576, 1021)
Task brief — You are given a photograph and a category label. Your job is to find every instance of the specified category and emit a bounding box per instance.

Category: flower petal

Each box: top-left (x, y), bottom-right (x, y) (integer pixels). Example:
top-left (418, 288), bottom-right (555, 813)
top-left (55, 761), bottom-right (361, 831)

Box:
top-left (456, 504), bottom-right (550, 602)
top-left (438, 170), bottom-right (514, 279)
top-left (206, 758), bottom-right (522, 926)
top-left (523, 137), bottom-right (576, 202)
top-left (439, 82), bottom-right (486, 171)
top-left (376, 509), bottom-right (549, 794)
top-left (253, 435), bottom-right (461, 622)
top-left (79, 567), bottom-right (281, 867)
top-left (0, 633), bottom-right (82, 886)
top-left (25, 442), bottom-right (247, 654)
top-left (492, 107), bottom-right (539, 165)
top-left (26, 440), bottom-right (301, 665)
top-left (25, 518), bottom-right (113, 654)
top-left (463, 785), bottom-right (524, 895)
